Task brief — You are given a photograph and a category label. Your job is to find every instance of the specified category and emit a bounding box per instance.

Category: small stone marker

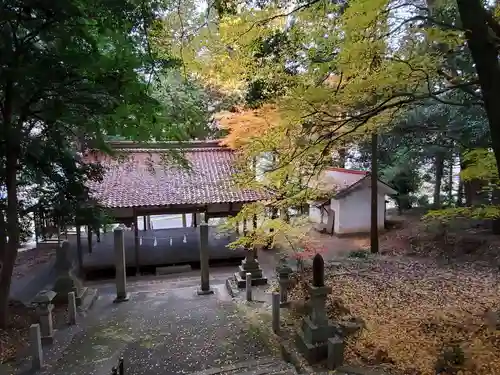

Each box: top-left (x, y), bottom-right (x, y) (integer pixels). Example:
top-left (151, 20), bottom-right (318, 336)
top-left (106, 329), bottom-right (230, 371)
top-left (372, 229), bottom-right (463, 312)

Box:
top-left (68, 292), bottom-right (77, 325)
top-left (312, 253), bottom-right (325, 287)
top-left (198, 223), bottom-right (214, 295)
top-left (277, 263), bottom-right (292, 307)
top-left (327, 336), bottom-right (345, 370)
top-left (272, 291), bottom-right (280, 334)
top-left (113, 228), bottom-right (129, 303)
top-left (30, 324), bottom-right (43, 369)
top-left (245, 272), bottom-right (252, 301)
top-left (32, 290), bottom-right (56, 344)
top-left (295, 253), bottom-right (337, 364)
top-left (52, 240), bottom-right (84, 305)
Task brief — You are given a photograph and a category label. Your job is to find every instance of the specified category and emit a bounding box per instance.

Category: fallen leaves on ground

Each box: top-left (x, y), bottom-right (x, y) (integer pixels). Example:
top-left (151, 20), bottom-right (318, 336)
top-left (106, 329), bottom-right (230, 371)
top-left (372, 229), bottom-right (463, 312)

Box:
top-left (13, 247), bottom-right (56, 279)
top-left (289, 256), bottom-right (500, 375)
top-left (0, 301), bottom-right (68, 364)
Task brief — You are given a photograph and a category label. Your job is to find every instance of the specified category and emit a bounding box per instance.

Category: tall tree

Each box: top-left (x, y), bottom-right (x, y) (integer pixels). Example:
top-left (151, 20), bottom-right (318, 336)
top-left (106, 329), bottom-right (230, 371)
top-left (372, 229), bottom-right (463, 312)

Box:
top-left (0, 0), bottom-right (177, 326)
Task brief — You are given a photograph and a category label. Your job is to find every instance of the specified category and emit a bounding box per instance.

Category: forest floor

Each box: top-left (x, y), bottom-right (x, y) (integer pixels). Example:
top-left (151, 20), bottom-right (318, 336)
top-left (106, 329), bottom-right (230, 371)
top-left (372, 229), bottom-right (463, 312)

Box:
top-left (0, 247), bottom-right (59, 364)
top-left (289, 210), bottom-right (500, 375)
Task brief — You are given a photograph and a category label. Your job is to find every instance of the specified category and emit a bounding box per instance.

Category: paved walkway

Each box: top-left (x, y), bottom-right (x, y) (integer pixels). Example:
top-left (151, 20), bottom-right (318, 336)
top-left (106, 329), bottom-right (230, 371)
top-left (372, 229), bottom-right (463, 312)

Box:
top-left (34, 275), bottom-right (277, 375)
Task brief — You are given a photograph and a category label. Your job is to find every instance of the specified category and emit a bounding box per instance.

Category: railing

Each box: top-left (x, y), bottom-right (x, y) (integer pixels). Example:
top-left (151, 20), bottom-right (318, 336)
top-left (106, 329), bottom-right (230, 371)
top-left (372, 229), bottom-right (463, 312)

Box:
top-left (111, 357), bottom-right (124, 375)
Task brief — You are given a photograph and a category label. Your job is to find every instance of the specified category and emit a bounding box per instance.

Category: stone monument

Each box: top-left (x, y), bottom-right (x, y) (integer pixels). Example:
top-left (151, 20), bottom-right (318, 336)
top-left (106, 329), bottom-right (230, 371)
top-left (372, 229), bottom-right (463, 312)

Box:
top-left (295, 253), bottom-right (339, 364)
top-left (32, 290), bottom-right (57, 344)
top-left (52, 241), bottom-right (86, 306)
top-left (234, 246), bottom-right (267, 288)
top-left (276, 261), bottom-right (293, 307)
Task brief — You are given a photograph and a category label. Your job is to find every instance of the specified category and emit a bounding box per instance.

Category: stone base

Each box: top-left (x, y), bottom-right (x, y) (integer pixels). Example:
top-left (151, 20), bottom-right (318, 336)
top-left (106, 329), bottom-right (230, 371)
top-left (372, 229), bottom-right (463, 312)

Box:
top-left (52, 274), bottom-right (84, 305)
top-left (113, 294), bottom-right (129, 303)
top-left (225, 277), bottom-right (240, 297)
top-left (301, 316), bottom-right (339, 344)
top-left (234, 272), bottom-right (268, 288)
top-left (295, 329), bottom-right (328, 364)
top-left (197, 288), bottom-right (214, 295)
top-left (295, 316), bottom-right (340, 364)
top-left (78, 288), bottom-right (99, 313)
top-left (41, 335), bottom-right (54, 345)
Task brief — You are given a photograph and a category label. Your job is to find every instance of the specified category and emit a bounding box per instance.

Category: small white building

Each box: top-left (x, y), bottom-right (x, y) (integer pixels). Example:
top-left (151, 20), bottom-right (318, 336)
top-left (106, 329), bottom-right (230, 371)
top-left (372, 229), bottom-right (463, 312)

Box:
top-left (308, 168), bottom-right (397, 235)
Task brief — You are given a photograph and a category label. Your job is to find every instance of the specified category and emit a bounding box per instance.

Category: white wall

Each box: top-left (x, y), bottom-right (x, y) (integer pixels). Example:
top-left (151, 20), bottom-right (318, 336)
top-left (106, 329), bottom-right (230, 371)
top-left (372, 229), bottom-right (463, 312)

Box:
top-left (309, 204), bottom-right (324, 224)
top-left (333, 187), bottom-right (386, 234)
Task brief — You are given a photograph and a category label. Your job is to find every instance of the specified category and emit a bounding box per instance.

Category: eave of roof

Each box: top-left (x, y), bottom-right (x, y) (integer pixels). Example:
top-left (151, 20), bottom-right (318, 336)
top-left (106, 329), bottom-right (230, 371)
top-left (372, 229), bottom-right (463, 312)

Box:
top-left (85, 141), bottom-right (272, 209)
top-left (333, 173), bottom-right (397, 199)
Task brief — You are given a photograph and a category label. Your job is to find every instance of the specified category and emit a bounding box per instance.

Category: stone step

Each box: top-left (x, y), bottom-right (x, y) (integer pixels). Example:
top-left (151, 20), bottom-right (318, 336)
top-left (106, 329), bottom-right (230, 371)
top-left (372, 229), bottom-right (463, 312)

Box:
top-left (187, 357), bottom-right (298, 375)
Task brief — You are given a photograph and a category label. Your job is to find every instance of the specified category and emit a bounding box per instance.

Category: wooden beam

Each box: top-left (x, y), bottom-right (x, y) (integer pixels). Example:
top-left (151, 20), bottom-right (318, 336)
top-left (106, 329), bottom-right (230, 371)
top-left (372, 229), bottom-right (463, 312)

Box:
top-left (133, 212), bottom-right (140, 275)
top-left (87, 226), bottom-right (92, 254)
top-left (76, 224), bottom-right (83, 275)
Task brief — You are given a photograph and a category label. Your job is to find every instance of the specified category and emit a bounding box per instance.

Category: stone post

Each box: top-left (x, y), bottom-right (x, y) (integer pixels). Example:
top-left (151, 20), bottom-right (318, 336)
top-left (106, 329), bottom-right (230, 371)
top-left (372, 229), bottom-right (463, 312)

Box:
top-left (30, 324), bottom-right (43, 369)
top-left (277, 263), bottom-right (293, 307)
top-left (327, 336), bottom-right (345, 370)
top-left (245, 273), bottom-right (252, 301)
top-left (272, 292), bottom-right (280, 334)
top-left (32, 290), bottom-right (57, 344)
top-left (114, 228), bottom-right (129, 303)
top-left (295, 253), bottom-right (337, 364)
top-left (198, 223), bottom-right (214, 295)
top-left (68, 292), bottom-right (77, 325)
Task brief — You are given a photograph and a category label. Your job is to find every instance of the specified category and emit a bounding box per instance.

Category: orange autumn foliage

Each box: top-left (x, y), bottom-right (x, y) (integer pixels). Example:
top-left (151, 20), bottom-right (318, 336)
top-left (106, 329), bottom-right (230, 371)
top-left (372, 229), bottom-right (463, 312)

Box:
top-left (218, 104), bottom-right (282, 150)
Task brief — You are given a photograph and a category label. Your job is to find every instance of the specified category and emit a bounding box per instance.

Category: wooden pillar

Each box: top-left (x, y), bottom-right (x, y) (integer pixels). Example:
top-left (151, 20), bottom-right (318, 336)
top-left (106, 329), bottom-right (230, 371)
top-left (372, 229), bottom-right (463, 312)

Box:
top-left (204, 212), bottom-right (209, 224)
top-left (182, 213), bottom-right (187, 227)
top-left (143, 216), bottom-right (147, 231)
top-left (252, 214), bottom-right (257, 230)
top-left (192, 213), bottom-right (197, 227)
top-left (76, 224), bottom-right (83, 275)
top-left (197, 223), bottom-right (213, 295)
top-left (243, 219), bottom-right (247, 235)
top-left (147, 216), bottom-right (152, 230)
top-left (133, 215), bottom-right (140, 275)
top-left (87, 226), bottom-right (92, 254)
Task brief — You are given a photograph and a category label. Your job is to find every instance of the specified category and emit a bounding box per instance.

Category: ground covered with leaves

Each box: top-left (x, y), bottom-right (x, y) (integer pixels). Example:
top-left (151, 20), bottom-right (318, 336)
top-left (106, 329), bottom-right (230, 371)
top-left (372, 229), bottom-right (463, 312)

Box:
top-left (0, 301), bottom-right (67, 364)
top-left (289, 255), bottom-right (500, 375)
top-left (1, 247), bottom-right (58, 364)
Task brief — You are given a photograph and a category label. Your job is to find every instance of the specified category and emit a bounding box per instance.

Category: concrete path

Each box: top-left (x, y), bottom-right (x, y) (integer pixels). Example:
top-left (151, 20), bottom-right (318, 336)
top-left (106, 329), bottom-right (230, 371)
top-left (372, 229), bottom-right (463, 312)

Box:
top-left (35, 275), bottom-right (280, 375)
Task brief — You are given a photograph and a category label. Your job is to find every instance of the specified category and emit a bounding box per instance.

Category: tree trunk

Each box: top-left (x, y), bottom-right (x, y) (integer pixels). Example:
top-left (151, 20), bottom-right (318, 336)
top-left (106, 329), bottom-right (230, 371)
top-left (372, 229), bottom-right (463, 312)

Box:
top-left (0, 152), bottom-right (20, 327)
top-left (456, 0), bottom-right (500, 180)
top-left (371, 132), bottom-right (379, 254)
top-left (447, 156), bottom-right (454, 205)
top-left (0, 79), bottom-right (20, 328)
top-left (433, 152), bottom-right (445, 209)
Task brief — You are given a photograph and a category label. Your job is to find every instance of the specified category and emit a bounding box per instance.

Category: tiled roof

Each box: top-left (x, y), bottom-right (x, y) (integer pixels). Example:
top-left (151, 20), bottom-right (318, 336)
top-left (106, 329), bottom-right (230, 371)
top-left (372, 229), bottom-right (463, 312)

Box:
top-left (84, 144), bottom-right (271, 208)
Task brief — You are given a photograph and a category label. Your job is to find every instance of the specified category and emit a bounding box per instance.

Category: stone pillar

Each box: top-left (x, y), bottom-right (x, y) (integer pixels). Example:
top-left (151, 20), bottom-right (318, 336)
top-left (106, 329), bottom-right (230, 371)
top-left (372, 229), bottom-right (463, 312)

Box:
top-left (295, 253), bottom-right (338, 364)
top-left (245, 273), bottom-right (252, 301)
top-left (277, 263), bottom-right (292, 307)
top-left (32, 291), bottom-right (56, 344)
top-left (68, 292), bottom-right (77, 325)
top-left (182, 213), bottom-right (187, 228)
top-left (327, 336), bottom-right (345, 370)
top-left (272, 292), bottom-right (280, 334)
top-left (234, 247), bottom-right (267, 288)
top-left (52, 241), bottom-right (85, 306)
top-left (113, 228), bottom-right (129, 303)
top-left (197, 223), bottom-right (214, 295)
top-left (30, 324), bottom-right (43, 369)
